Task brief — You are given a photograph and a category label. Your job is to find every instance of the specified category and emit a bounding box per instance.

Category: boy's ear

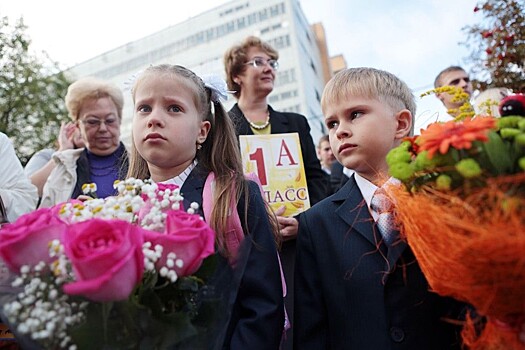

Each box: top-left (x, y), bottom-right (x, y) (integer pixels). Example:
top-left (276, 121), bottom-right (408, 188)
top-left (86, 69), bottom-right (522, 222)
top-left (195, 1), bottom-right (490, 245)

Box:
top-left (394, 109), bottom-right (412, 139)
top-left (436, 92), bottom-right (445, 103)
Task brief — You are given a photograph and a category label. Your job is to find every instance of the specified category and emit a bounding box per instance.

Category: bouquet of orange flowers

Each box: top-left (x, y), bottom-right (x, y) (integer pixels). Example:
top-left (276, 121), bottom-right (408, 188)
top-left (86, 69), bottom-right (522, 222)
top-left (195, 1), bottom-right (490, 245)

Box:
top-left (0, 179), bottom-right (217, 349)
top-left (386, 96), bottom-right (525, 349)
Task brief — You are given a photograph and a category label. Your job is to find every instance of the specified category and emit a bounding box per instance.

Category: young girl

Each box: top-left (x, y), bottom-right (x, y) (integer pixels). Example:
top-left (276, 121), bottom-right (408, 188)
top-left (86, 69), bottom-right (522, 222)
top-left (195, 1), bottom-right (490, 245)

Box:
top-left (128, 64), bottom-right (284, 349)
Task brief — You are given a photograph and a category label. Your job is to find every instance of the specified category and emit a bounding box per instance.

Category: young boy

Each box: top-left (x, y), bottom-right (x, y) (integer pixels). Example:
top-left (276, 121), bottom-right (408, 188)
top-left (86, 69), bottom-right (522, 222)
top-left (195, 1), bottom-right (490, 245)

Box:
top-left (294, 68), bottom-right (466, 349)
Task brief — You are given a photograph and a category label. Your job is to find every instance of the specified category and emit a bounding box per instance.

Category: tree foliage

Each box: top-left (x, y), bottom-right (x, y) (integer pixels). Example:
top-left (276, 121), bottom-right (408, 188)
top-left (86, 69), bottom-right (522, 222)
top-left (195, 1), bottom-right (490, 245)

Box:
top-left (462, 0), bottom-right (525, 92)
top-left (0, 16), bottom-right (72, 164)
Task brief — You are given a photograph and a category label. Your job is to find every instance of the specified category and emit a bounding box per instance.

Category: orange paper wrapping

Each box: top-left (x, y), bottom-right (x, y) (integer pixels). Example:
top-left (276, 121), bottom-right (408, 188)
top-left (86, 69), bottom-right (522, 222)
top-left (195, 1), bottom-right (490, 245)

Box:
top-left (390, 173), bottom-right (525, 350)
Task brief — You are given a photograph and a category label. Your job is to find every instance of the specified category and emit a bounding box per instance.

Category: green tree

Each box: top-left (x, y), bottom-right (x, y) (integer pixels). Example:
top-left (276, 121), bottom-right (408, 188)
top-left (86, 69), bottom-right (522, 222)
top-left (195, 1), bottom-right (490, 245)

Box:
top-left (462, 0), bottom-right (525, 92)
top-left (0, 16), bottom-right (71, 165)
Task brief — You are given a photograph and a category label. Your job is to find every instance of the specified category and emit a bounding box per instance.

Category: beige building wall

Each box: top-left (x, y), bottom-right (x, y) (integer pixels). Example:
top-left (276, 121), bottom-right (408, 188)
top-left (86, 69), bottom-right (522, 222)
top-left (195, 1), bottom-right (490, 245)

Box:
top-left (330, 54), bottom-right (347, 75)
top-left (311, 23), bottom-right (332, 85)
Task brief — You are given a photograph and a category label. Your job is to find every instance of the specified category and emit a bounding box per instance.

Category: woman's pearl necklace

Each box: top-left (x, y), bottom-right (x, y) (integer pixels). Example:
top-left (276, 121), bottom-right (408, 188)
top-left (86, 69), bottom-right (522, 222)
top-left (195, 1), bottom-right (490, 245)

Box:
top-left (246, 110), bottom-right (270, 130)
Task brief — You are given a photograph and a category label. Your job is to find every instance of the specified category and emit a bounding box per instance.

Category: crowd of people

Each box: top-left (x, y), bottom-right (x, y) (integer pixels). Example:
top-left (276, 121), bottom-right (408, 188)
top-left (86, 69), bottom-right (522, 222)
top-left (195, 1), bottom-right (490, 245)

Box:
top-left (1, 35), bottom-right (524, 350)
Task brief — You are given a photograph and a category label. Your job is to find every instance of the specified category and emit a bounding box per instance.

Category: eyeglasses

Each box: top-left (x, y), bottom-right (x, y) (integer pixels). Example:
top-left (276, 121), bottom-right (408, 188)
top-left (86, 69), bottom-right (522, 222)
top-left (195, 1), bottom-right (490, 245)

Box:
top-left (80, 117), bottom-right (119, 129)
top-left (244, 57), bottom-right (279, 70)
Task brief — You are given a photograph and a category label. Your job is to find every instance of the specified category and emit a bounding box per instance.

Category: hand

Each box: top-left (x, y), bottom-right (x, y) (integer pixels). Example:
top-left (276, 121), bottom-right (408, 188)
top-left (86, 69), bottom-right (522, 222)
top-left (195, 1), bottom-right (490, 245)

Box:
top-left (76, 195), bottom-right (94, 202)
top-left (274, 205), bottom-right (298, 241)
top-left (58, 122), bottom-right (80, 151)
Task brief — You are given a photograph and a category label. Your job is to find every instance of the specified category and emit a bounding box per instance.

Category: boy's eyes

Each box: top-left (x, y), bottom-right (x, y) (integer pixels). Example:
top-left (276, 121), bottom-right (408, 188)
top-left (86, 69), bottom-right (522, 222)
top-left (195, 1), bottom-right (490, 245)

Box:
top-left (350, 111), bottom-right (364, 119)
top-left (326, 111), bottom-right (364, 129)
top-left (326, 120), bottom-right (339, 129)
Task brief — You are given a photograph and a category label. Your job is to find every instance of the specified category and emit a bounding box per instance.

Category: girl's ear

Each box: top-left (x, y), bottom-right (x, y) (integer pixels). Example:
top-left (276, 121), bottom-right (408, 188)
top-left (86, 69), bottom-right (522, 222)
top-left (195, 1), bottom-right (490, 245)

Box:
top-left (197, 120), bottom-right (211, 145)
top-left (394, 109), bottom-right (413, 139)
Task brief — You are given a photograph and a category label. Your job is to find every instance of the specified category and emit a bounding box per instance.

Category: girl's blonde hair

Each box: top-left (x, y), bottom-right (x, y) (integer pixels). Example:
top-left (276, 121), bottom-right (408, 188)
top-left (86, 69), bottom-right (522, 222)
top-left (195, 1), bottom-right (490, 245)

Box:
top-left (127, 64), bottom-right (279, 255)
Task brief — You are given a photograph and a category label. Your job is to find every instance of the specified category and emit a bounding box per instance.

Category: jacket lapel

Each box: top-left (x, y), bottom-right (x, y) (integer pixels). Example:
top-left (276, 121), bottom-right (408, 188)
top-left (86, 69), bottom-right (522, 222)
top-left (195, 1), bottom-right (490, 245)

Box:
top-left (385, 233), bottom-right (407, 273)
top-left (333, 176), bottom-right (380, 249)
top-left (180, 166), bottom-right (207, 214)
top-left (266, 107), bottom-right (290, 134)
top-left (229, 104), bottom-right (253, 135)
top-left (333, 175), bottom-right (408, 271)
top-left (229, 104), bottom-right (291, 135)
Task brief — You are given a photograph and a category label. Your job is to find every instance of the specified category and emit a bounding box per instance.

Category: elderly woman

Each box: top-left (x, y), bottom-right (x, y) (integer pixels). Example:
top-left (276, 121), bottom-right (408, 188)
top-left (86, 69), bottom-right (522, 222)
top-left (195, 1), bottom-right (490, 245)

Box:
top-left (224, 36), bottom-right (327, 349)
top-left (39, 77), bottom-right (128, 207)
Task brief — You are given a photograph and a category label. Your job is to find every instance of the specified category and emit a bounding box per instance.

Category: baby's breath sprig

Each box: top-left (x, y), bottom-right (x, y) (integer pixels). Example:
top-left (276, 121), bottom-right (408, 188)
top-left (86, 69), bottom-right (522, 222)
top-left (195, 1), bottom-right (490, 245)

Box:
top-left (142, 243), bottom-right (184, 283)
top-left (3, 261), bottom-right (87, 350)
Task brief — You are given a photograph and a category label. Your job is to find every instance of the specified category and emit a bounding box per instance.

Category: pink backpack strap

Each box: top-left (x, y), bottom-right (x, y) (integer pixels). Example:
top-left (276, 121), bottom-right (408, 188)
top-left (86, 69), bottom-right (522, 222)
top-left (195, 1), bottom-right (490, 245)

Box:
top-left (203, 172), bottom-right (244, 266)
top-left (203, 171), bottom-right (290, 332)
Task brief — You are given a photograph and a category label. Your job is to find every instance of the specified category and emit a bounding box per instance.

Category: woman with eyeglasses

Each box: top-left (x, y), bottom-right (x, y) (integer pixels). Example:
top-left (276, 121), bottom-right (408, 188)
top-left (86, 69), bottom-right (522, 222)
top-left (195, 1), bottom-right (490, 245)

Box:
top-left (39, 77), bottom-right (128, 208)
top-left (224, 35), bottom-right (327, 350)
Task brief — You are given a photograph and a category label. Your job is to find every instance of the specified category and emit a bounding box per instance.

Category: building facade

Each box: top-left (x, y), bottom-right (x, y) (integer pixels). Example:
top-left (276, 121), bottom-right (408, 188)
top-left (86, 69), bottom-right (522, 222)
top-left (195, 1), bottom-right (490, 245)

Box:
top-left (69, 0), bottom-right (330, 144)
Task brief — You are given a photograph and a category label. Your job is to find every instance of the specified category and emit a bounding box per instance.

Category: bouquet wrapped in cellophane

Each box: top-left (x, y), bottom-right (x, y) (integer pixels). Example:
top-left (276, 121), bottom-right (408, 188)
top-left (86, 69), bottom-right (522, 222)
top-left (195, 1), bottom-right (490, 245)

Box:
top-left (386, 94), bottom-right (525, 350)
top-left (0, 179), bottom-right (217, 349)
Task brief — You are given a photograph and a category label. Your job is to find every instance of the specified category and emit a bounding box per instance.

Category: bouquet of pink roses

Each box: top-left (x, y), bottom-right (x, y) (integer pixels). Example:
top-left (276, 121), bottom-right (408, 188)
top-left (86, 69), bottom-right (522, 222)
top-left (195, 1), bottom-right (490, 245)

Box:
top-left (0, 179), bottom-right (216, 349)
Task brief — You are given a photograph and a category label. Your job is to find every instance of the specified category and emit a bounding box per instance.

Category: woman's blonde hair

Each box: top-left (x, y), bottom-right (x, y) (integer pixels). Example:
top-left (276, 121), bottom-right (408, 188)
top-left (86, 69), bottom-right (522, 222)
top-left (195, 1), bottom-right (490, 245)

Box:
top-left (65, 77), bottom-right (124, 121)
top-left (223, 36), bottom-right (279, 99)
top-left (127, 64), bottom-right (279, 254)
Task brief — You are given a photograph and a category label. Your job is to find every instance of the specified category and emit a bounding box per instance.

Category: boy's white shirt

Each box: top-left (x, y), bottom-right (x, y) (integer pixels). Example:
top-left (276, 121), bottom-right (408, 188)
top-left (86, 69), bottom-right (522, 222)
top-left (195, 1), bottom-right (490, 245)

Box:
top-left (353, 173), bottom-right (400, 222)
top-left (354, 173), bottom-right (379, 221)
top-left (342, 167), bottom-right (354, 179)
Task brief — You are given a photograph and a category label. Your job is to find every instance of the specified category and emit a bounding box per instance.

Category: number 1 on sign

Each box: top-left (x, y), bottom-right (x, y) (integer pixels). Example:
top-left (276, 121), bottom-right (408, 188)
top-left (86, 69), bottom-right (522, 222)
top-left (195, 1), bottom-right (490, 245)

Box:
top-left (249, 148), bottom-right (267, 186)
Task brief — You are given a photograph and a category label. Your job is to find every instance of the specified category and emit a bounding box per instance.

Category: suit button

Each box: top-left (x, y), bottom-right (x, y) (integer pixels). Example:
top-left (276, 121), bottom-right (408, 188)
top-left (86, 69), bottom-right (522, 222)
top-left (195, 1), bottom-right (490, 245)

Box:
top-left (390, 327), bottom-right (405, 343)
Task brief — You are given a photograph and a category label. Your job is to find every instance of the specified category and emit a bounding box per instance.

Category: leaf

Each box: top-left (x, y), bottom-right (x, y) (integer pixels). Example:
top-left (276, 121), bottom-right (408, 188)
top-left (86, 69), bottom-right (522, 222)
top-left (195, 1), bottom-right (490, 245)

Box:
top-left (478, 131), bottom-right (513, 175)
top-left (193, 254), bottom-right (218, 281)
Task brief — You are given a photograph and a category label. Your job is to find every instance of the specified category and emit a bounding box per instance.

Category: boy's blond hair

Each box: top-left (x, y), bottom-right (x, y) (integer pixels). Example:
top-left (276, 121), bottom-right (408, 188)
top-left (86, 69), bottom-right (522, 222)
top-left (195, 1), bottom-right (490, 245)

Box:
top-left (321, 67), bottom-right (416, 134)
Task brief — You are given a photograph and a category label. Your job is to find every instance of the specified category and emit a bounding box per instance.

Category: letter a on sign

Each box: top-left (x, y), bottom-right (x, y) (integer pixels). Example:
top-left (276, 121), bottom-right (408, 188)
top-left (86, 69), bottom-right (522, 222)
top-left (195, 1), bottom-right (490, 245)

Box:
top-left (276, 139), bottom-right (298, 166)
top-left (239, 132), bottom-right (310, 216)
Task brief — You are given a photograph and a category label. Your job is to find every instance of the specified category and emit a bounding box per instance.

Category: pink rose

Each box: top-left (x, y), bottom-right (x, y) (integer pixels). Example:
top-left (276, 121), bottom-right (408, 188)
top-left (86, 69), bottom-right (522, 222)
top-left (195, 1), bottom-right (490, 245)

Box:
top-left (63, 219), bottom-right (144, 302)
top-left (0, 207), bottom-right (67, 272)
top-left (143, 210), bottom-right (215, 277)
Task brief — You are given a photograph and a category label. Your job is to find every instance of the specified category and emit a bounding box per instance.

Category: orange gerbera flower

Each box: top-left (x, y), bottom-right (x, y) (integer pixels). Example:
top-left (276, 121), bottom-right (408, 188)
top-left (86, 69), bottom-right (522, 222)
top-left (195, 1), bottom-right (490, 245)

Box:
top-left (418, 117), bottom-right (497, 158)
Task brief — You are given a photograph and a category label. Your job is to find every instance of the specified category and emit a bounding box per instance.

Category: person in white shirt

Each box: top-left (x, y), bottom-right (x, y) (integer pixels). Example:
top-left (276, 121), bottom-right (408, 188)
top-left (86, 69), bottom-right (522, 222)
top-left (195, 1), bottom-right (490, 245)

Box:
top-left (0, 132), bottom-right (38, 223)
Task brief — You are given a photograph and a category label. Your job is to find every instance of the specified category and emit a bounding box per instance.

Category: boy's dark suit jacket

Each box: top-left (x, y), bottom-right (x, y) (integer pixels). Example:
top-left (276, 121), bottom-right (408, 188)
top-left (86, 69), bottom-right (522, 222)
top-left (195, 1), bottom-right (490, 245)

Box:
top-left (294, 175), bottom-right (465, 350)
top-left (180, 166), bottom-right (284, 350)
top-left (229, 103), bottom-right (328, 349)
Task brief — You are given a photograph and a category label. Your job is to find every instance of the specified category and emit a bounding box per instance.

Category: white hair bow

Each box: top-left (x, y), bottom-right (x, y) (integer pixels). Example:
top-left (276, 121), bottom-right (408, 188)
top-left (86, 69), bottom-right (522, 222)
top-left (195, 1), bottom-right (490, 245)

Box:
top-left (200, 74), bottom-right (233, 102)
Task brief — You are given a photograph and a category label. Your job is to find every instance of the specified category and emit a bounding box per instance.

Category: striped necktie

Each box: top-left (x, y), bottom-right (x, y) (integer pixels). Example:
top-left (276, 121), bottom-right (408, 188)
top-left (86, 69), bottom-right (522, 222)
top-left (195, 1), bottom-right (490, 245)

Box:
top-left (370, 188), bottom-right (397, 245)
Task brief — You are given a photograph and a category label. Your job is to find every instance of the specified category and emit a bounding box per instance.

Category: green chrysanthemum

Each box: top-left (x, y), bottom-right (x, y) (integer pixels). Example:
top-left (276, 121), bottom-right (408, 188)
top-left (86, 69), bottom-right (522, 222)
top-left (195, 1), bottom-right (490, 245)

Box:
top-left (500, 128), bottom-right (521, 139)
top-left (386, 147), bottom-right (411, 166)
top-left (455, 158), bottom-right (482, 178)
top-left (514, 133), bottom-right (525, 146)
top-left (518, 119), bottom-right (525, 131)
top-left (519, 157), bottom-right (525, 170)
top-left (497, 116), bottom-right (522, 129)
top-left (414, 151), bottom-right (436, 171)
top-left (436, 174), bottom-right (452, 190)
top-left (389, 162), bottom-right (414, 181)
